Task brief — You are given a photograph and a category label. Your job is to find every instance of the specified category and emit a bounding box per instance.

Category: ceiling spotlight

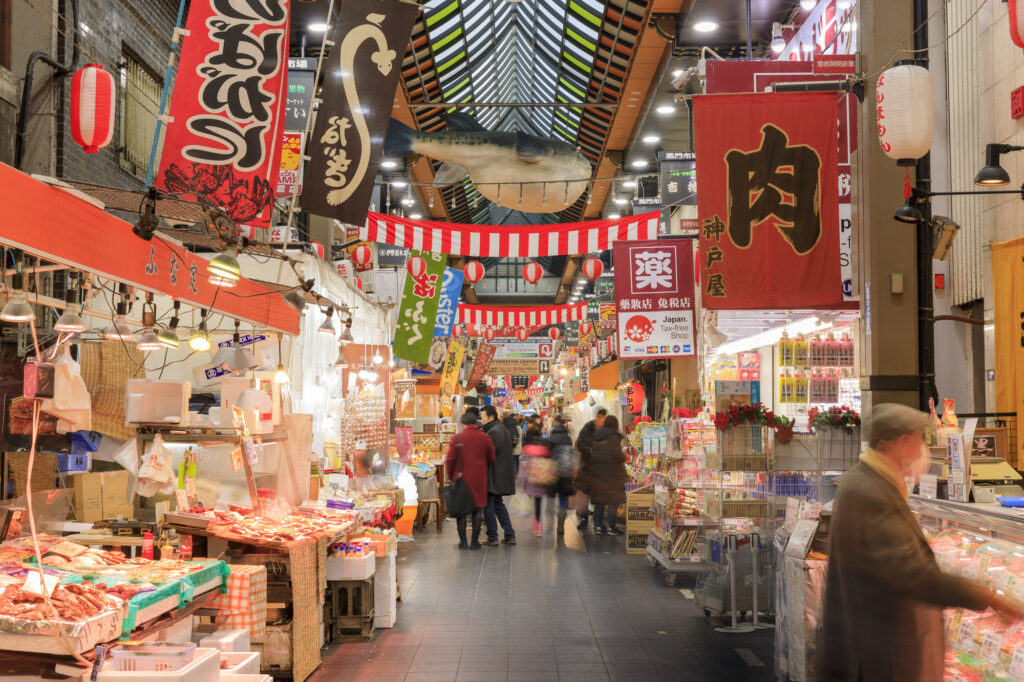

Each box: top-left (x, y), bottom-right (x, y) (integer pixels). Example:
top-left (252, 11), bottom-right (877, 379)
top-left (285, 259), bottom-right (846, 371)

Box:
top-left (630, 159), bottom-right (648, 168)
top-left (105, 301), bottom-right (133, 340)
top-left (208, 248), bottom-right (241, 287)
top-left (392, 180), bottom-right (408, 189)
top-left (213, 325), bottom-right (257, 372)
top-left (334, 343), bottom-right (348, 369)
top-left (380, 160), bottom-right (399, 169)
top-left (608, 213), bottom-right (621, 220)
top-left (54, 302), bottom-right (85, 333)
top-left (157, 301), bottom-right (181, 349)
top-left (137, 326), bottom-right (162, 352)
top-left (622, 179), bottom-right (636, 188)
top-left (693, 20), bottom-right (718, 33)
top-left (284, 279), bottom-right (314, 313)
top-left (0, 276), bottom-right (34, 323)
top-left (373, 352), bottom-right (384, 365)
top-left (672, 69), bottom-right (684, 78)
top-left (340, 320), bottom-right (355, 343)
top-left (409, 213), bottom-right (422, 219)
top-left (655, 104), bottom-right (675, 115)
top-left (188, 310), bottom-right (212, 352)
top-left (401, 197), bottom-right (414, 206)
top-left (133, 189), bottom-right (159, 240)
top-left (771, 22), bottom-right (786, 54)
top-left (893, 196), bottom-right (923, 223)
top-left (800, 0), bottom-right (816, 9)
top-left (642, 134), bottom-right (660, 144)
top-left (614, 197), bottom-right (629, 205)
top-left (318, 307), bottom-right (336, 335)
top-left (975, 143), bottom-right (1024, 186)
top-left (308, 22), bottom-right (329, 32)
top-left (274, 363), bottom-right (290, 383)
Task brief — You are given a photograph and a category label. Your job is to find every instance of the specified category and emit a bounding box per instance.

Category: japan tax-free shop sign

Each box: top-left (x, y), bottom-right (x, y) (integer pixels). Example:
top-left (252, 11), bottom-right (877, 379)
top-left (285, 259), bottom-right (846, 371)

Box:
top-left (613, 238), bottom-right (696, 359)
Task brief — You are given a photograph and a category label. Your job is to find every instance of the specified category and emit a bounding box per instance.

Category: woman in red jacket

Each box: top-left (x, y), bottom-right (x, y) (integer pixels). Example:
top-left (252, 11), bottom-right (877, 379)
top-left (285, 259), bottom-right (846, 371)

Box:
top-left (445, 412), bottom-right (496, 549)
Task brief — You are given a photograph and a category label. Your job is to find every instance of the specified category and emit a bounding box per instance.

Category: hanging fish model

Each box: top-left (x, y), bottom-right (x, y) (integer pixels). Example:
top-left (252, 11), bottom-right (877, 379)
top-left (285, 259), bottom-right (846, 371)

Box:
top-left (384, 114), bottom-right (592, 213)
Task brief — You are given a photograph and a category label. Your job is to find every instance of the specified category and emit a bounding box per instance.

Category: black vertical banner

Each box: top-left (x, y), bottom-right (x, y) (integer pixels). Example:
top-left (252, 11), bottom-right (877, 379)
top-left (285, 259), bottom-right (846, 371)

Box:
top-left (301, 0), bottom-right (418, 223)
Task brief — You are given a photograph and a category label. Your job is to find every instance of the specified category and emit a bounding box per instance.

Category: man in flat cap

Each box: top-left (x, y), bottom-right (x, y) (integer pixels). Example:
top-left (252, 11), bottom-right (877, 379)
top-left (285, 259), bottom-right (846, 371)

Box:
top-left (821, 403), bottom-right (1023, 681)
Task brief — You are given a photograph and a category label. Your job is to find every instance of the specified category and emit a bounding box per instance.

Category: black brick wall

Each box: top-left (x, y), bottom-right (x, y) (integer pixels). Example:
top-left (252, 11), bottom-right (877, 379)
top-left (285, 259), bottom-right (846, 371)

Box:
top-left (54, 0), bottom-right (181, 190)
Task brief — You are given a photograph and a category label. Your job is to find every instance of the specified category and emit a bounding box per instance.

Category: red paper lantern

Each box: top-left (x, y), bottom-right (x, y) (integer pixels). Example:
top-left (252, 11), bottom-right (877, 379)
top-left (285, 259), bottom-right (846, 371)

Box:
top-left (548, 327), bottom-right (561, 341)
top-left (1012, 0), bottom-right (1024, 48)
top-left (484, 327), bottom-right (496, 341)
top-left (452, 325), bottom-right (463, 339)
top-left (582, 257), bottom-right (603, 280)
top-left (408, 255), bottom-right (427, 278)
top-left (352, 244), bottom-right (372, 267)
top-left (467, 322), bottom-right (479, 337)
top-left (70, 64), bottom-right (115, 154)
top-left (310, 241), bottom-right (324, 259)
top-left (515, 328), bottom-right (529, 341)
top-left (522, 261), bottom-right (544, 285)
top-left (464, 261), bottom-right (485, 284)
top-left (579, 322), bottom-right (592, 336)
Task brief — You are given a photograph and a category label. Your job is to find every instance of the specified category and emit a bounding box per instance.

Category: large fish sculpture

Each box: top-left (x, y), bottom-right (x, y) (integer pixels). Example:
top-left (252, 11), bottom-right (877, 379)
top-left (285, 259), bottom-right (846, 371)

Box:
top-left (384, 113), bottom-right (592, 213)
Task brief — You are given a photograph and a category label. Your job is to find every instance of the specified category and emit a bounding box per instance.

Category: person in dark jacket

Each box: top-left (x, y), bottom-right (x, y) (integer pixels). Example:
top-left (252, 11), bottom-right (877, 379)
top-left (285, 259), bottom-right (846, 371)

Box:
top-left (503, 413), bottom-right (522, 474)
top-left (546, 414), bottom-right (576, 535)
top-left (481, 405), bottom-right (517, 546)
top-left (589, 415), bottom-right (627, 535)
top-left (444, 413), bottom-right (495, 549)
top-left (574, 408), bottom-right (606, 530)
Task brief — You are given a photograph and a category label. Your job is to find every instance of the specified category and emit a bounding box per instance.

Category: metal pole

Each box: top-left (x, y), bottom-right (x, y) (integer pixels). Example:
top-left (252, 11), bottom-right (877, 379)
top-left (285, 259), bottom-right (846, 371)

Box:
top-left (144, 0), bottom-right (188, 187)
top-left (745, 0), bottom-right (752, 59)
top-left (751, 532), bottom-right (759, 626)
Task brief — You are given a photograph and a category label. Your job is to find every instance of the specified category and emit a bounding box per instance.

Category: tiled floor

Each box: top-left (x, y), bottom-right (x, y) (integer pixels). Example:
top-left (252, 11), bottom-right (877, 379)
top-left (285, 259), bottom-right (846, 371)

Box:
top-left (313, 499), bottom-right (776, 682)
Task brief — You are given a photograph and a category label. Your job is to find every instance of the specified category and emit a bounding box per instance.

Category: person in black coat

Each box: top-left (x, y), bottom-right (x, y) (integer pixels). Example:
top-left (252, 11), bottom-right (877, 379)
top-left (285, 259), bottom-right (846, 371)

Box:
top-left (589, 415), bottom-right (627, 535)
top-left (573, 408), bottom-right (606, 530)
top-left (546, 414), bottom-right (576, 535)
top-left (481, 405), bottom-right (516, 546)
top-left (502, 414), bottom-right (522, 474)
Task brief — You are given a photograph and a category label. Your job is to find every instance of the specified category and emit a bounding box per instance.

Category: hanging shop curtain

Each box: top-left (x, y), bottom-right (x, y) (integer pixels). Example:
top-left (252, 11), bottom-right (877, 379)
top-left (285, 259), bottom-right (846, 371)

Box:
top-left (360, 212), bottom-right (660, 257)
top-left (992, 237), bottom-right (1024, 468)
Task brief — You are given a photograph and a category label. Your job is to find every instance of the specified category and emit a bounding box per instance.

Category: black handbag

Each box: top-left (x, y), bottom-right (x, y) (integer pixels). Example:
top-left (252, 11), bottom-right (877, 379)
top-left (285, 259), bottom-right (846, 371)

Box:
top-left (443, 440), bottom-right (475, 518)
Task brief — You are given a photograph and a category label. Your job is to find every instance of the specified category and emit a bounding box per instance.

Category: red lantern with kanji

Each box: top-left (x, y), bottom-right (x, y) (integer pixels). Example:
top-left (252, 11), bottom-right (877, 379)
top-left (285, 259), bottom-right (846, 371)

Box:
top-left (352, 244), bottom-right (372, 267)
top-left (484, 327), bottom-right (496, 341)
top-left (464, 260), bottom-right (485, 284)
top-left (582, 257), bottom-right (603, 280)
top-left (548, 327), bottom-right (561, 341)
top-left (452, 325), bottom-right (463, 339)
top-left (70, 64), bottom-right (115, 154)
top-left (408, 255), bottom-right (427, 278)
top-left (522, 261), bottom-right (544, 285)
top-left (515, 328), bottom-right (529, 341)
top-left (579, 322), bottom-right (592, 336)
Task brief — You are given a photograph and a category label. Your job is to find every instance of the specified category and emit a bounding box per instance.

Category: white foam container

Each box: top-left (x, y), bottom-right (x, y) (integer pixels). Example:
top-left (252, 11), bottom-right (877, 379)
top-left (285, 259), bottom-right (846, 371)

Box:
top-left (197, 628), bottom-right (250, 653)
top-left (219, 675), bottom-right (273, 682)
top-left (219, 651), bottom-right (260, 675)
top-left (97, 647), bottom-right (219, 682)
top-left (325, 551), bottom-right (376, 580)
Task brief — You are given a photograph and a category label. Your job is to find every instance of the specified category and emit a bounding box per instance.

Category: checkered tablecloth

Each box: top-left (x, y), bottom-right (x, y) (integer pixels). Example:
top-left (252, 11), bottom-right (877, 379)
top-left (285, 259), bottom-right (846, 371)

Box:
top-left (214, 564), bottom-right (267, 639)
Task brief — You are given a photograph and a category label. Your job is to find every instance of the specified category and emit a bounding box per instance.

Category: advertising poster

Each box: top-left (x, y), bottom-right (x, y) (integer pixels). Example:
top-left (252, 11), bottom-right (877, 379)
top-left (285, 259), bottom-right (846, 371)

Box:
top-left (439, 340), bottom-right (465, 417)
top-left (613, 238), bottom-right (696, 359)
top-left (433, 267), bottom-right (464, 338)
top-left (276, 132), bottom-right (304, 197)
top-left (467, 343), bottom-right (497, 388)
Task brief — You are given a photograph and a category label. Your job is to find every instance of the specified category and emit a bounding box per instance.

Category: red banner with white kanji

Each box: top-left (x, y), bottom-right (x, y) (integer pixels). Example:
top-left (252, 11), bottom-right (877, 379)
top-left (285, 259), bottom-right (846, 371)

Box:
top-left (693, 92), bottom-right (844, 309)
top-left (156, 1), bottom-right (290, 227)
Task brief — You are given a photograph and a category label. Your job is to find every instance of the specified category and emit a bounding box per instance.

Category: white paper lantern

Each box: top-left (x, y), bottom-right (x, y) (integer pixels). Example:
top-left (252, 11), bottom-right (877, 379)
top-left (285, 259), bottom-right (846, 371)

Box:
top-left (876, 63), bottom-right (934, 165)
top-left (1012, 0), bottom-right (1024, 48)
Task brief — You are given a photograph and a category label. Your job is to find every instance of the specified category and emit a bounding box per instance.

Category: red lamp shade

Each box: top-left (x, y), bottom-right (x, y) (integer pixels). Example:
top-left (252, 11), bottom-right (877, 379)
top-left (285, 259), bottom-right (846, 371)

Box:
top-left (582, 257), bottom-right (603, 280)
top-left (548, 327), bottom-right (561, 341)
top-left (71, 64), bottom-right (115, 154)
top-left (579, 322), bottom-right (592, 336)
top-left (522, 261), bottom-right (544, 284)
top-left (483, 327), bottom-right (496, 341)
top-left (352, 244), bottom-right (372, 267)
top-left (515, 328), bottom-right (529, 341)
top-left (1013, 0), bottom-right (1024, 48)
top-left (452, 325), bottom-right (463, 338)
top-left (464, 260), bottom-right (485, 284)
top-left (407, 255), bottom-right (427, 278)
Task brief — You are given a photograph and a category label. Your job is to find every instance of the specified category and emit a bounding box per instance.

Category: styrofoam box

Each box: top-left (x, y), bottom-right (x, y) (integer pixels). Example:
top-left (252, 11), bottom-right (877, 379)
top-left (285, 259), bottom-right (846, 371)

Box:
top-left (326, 551), bottom-right (376, 581)
top-left (197, 628), bottom-right (250, 653)
top-left (374, 612), bottom-right (397, 629)
top-left (220, 675), bottom-right (273, 682)
top-left (219, 651), bottom-right (260, 675)
top-left (125, 379), bottom-right (191, 425)
top-left (97, 647), bottom-right (219, 682)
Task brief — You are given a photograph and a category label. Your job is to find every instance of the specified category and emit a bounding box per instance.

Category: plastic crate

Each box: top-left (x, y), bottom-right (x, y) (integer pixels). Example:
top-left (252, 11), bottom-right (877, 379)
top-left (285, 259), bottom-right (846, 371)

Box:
top-left (58, 453), bottom-right (90, 472)
top-left (108, 642), bottom-right (196, 672)
top-left (327, 578), bottom-right (374, 618)
top-left (98, 647), bottom-right (218, 682)
top-left (331, 614), bottom-right (375, 643)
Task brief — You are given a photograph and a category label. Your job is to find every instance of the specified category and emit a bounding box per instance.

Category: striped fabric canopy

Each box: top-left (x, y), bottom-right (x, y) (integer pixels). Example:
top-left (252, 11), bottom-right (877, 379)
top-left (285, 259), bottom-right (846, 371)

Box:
top-left (361, 212), bottom-right (660, 257)
top-left (458, 302), bottom-right (588, 328)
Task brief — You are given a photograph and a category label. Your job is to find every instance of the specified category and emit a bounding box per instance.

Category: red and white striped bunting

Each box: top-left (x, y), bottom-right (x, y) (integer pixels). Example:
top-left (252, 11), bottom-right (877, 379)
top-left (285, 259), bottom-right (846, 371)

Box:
top-left (458, 302), bottom-right (588, 328)
top-left (362, 212), bottom-right (661, 257)
top-left (526, 388), bottom-right (545, 397)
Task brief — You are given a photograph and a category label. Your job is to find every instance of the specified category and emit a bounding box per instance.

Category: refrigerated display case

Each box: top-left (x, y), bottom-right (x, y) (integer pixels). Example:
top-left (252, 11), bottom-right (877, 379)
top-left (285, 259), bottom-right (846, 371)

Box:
top-left (910, 497), bottom-right (1024, 681)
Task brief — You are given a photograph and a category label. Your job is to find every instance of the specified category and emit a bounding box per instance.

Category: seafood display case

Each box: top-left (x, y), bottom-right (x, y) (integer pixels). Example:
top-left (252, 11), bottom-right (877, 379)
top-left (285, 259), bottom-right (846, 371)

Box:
top-left (910, 497), bottom-right (1024, 681)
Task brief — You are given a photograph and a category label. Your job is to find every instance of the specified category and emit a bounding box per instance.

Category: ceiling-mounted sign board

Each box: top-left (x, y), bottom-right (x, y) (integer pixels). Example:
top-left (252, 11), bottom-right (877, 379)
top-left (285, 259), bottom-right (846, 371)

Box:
top-left (0, 163), bottom-right (300, 335)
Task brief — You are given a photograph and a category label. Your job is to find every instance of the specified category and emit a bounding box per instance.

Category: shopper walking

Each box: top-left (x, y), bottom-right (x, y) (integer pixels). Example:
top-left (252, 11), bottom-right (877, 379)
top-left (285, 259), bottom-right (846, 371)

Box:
top-left (503, 412), bottom-right (522, 475)
top-left (519, 420), bottom-right (555, 536)
top-left (480, 405), bottom-right (517, 546)
top-left (547, 415), bottom-right (576, 535)
top-left (821, 403), bottom-right (1024, 681)
top-left (574, 408), bottom-right (606, 530)
top-left (444, 413), bottom-right (495, 550)
top-left (589, 415), bottom-right (627, 535)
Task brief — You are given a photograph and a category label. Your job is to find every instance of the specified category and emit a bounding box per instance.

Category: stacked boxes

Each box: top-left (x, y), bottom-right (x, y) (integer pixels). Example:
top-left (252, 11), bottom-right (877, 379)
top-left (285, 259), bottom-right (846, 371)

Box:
top-left (373, 546), bottom-right (398, 628)
top-left (625, 484), bottom-right (656, 555)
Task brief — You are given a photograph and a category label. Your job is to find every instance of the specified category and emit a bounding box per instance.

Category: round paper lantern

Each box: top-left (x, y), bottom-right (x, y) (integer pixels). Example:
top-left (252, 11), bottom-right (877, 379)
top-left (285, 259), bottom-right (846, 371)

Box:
top-left (522, 261), bottom-right (544, 285)
top-left (467, 322), bottom-right (479, 337)
top-left (464, 261), bottom-right (485, 284)
top-left (582, 257), bottom-right (603, 280)
top-left (1011, 0), bottom-right (1024, 48)
top-left (515, 328), bottom-right (529, 341)
top-left (310, 241), bottom-right (324, 260)
top-left (452, 325), bottom-right (464, 339)
top-left (407, 255), bottom-right (427, 278)
top-left (483, 327), bottom-right (496, 341)
top-left (352, 244), bottom-right (372, 267)
top-left (876, 63), bottom-right (934, 166)
top-left (71, 64), bottom-right (115, 154)
top-left (548, 327), bottom-right (561, 341)
top-left (579, 322), bottom-right (592, 336)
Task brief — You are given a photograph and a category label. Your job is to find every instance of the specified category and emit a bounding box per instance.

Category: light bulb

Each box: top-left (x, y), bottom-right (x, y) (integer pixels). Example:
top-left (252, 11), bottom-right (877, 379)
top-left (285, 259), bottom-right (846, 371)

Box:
top-left (373, 353), bottom-right (384, 365)
top-left (137, 327), bottom-right (162, 351)
top-left (54, 303), bottom-right (86, 332)
top-left (105, 301), bottom-right (133, 340)
top-left (274, 363), bottom-right (289, 383)
top-left (208, 249), bottom-right (241, 286)
top-left (188, 324), bottom-right (211, 352)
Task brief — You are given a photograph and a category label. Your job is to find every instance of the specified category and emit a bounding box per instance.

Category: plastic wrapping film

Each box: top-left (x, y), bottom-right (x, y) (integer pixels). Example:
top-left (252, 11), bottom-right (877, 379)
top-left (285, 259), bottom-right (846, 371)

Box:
top-left (0, 602), bottom-right (123, 653)
top-left (0, 489), bottom-right (73, 538)
top-left (774, 526), bottom-right (827, 682)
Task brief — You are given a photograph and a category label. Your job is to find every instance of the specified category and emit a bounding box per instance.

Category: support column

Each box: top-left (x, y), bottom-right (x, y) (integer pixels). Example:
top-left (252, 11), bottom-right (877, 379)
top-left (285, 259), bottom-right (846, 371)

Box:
top-left (854, 0), bottom-right (919, 413)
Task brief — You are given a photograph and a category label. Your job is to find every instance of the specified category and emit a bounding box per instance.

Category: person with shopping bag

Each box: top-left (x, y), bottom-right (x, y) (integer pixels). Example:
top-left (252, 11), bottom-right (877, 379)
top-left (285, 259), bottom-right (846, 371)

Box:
top-left (589, 415), bottom-right (628, 535)
top-left (518, 419), bottom-right (556, 536)
top-left (444, 412), bottom-right (495, 549)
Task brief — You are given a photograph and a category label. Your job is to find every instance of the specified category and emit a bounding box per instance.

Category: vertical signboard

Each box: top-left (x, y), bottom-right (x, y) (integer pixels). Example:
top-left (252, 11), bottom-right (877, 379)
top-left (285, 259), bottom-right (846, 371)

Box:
top-left (394, 250), bottom-right (447, 364)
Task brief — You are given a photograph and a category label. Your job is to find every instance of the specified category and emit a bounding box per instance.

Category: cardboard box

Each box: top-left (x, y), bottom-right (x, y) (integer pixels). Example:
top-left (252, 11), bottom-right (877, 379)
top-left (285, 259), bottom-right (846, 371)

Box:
top-left (626, 520), bottom-right (654, 555)
top-left (99, 470), bottom-right (134, 519)
top-left (70, 472), bottom-right (103, 522)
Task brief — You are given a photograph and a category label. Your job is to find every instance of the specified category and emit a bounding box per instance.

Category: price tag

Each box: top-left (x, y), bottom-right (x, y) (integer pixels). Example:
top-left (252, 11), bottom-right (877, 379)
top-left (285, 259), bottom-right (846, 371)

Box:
top-left (174, 488), bottom-right (189, 511)
top-left (230, 448), bottom-right (243, 472)
top-left (47, 541), bottom-right (89, 559)
top-left (937, 551), bottom-right (956, 573)
top-left (22, 570), bottom-right (58, 597)
top-left (957, 559), bottom-right (981, 580)
top-left (951, 469), bottom-right (965, 485)
top-left (919, 474), bottom-right (938, 499)
top-left (995, 569), bottom-right (1013, 593)
top-left (981, 631), bottom-right (1004, 664)
top-left (184, 477), bottom-right (197, 498)
top-left (1011, 647), bottom-right (1024, 678)
top-left (956, 621), bottom-right (977, 651)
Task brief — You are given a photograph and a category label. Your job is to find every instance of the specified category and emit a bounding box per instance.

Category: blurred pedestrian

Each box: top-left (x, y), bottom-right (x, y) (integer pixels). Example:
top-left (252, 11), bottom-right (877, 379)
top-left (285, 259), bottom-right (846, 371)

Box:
top-left (589, 415), bottom-right (626, 536)
top-left (444, 412), bottom-right (495, 550)
top-left (481, 405), bottom-right (517, 546)
top-left (574, 408), bottom-right (606, 531)
top-left (519, 419), bottom-right (555, 536)
top-left (547, 414), bottom-right (576, 535)
top-left (821, 403), bottom-right (1024, 681)
top-left (503, 412), bottom-right (522, 475)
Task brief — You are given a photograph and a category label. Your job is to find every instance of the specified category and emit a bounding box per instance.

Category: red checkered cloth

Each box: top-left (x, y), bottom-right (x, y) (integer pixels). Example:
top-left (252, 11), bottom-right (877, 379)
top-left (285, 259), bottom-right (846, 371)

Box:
top-left (213, 564), bottom-right (267, 639)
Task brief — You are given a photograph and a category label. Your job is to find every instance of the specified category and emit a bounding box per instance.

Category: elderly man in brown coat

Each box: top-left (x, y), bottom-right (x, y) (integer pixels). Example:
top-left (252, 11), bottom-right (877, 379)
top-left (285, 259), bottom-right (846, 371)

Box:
top-left (821, 403), bottom-right (1023, 681)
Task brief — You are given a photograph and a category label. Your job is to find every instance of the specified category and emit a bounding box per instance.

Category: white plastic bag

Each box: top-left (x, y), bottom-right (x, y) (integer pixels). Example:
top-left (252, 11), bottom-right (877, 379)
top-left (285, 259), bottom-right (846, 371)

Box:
top-left (136, 434), bottom-right (174, 497)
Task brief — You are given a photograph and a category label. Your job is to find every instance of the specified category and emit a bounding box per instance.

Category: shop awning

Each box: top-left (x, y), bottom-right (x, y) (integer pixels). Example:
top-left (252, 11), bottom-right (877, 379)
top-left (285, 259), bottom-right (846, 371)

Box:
top-left (0, 163), bottom-right (299, 335)
top-left (589, 360), bottom-right (619, 391)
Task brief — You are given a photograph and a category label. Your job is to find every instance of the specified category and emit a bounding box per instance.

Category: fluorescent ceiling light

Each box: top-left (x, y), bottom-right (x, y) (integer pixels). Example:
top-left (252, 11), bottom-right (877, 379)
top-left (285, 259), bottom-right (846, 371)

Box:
top-left (410, 213), bottom-right (422, 219)
top-left (642, 134), bottom-right (660, 144)
top-left (608, 213), bottom-right (621, 220)
top-left (655, 104), bottom-right (675, 115)
top-left (614, 197), bottom-right (628, 205)
top-left (672, 69), bottom-right (684, 78)
top-left (712, 315), bottom-right (845, 358)
top-left (622, 179), bottom-right (636, 188)
top-left (391, 180), bottom-right (408, 188)
top-left (630, 159), bottom-right (648, 168)
top-left (693, 21), bottom-right (718, 33)
top-left (380, 160), bottom-right (399, 169)
top-left (402, 197), bottom-right (414, 206)
top-left (308, 23), bottom-right (329, 32)
top-left (800, 0), bottom-right (816, 10)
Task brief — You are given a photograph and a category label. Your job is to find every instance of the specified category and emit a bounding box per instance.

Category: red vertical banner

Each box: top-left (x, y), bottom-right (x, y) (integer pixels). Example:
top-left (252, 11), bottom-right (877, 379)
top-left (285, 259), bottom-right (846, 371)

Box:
top-left (157, 1), bottom-right (291, 227)
top-left (693, 92), bottom-right (843, 309)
